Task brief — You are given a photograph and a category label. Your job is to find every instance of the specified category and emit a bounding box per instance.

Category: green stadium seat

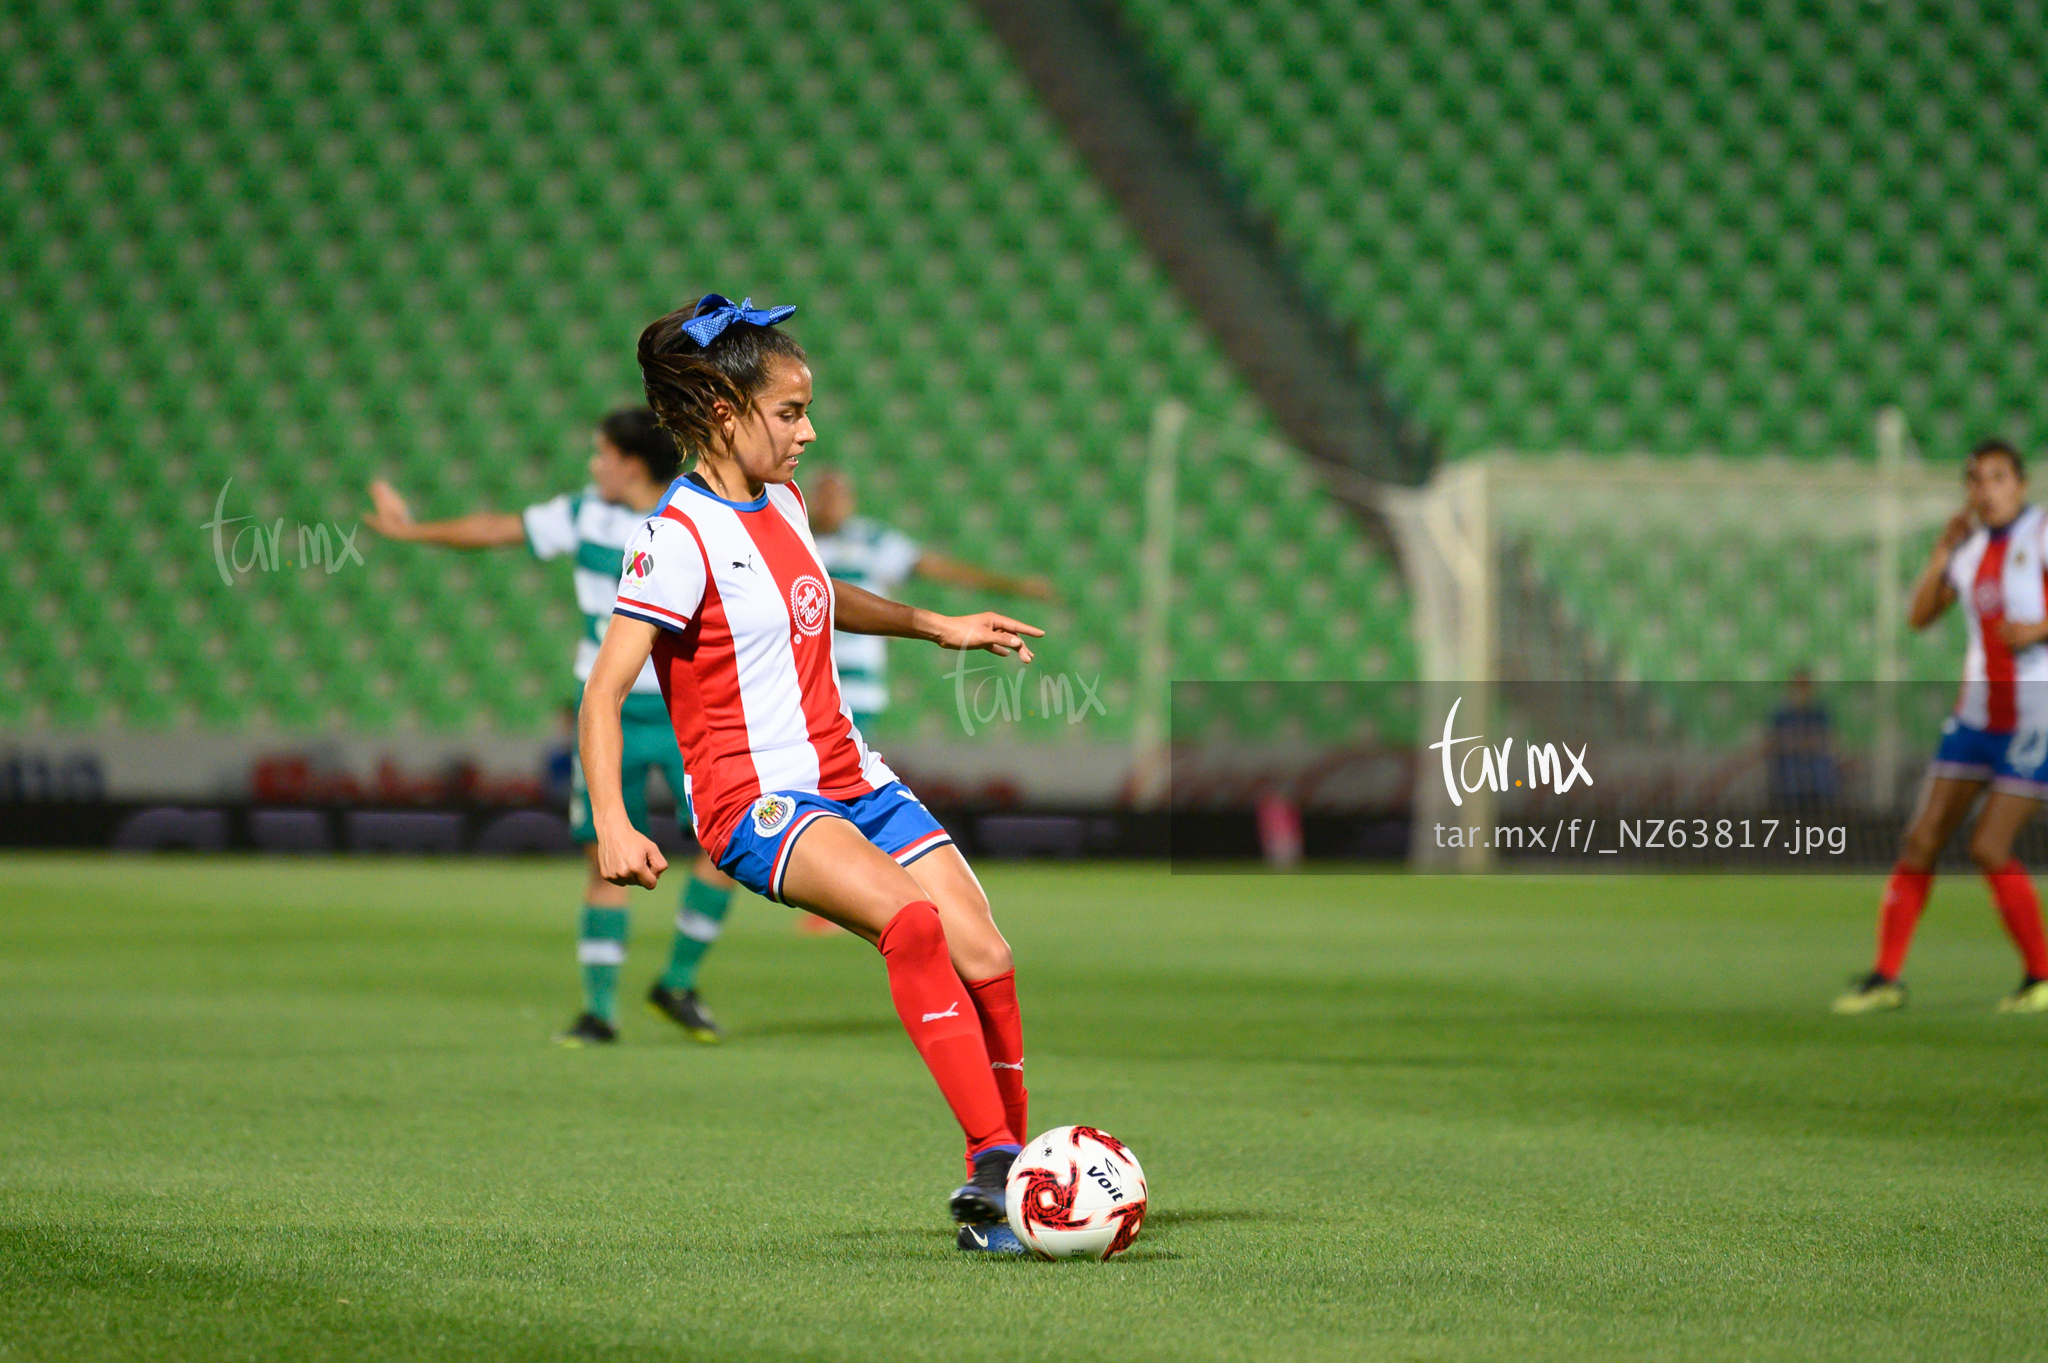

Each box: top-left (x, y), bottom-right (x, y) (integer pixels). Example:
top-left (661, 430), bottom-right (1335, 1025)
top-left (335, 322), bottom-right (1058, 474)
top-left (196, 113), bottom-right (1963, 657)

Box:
top-left (0, 0), bottom-right (1413, 741)
top-left (1121, 0), bottom-right (2040, 466)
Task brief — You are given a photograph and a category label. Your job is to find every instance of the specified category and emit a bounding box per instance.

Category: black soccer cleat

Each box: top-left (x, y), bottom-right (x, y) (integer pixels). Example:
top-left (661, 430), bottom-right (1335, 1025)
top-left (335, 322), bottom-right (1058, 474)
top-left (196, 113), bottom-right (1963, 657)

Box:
top-left (647, 983), bottom-right (725, 1043)
top-left (554, 1012), bottom-right (619, 1046)
top-left (949, 1145), bottom-right (1018, 1225)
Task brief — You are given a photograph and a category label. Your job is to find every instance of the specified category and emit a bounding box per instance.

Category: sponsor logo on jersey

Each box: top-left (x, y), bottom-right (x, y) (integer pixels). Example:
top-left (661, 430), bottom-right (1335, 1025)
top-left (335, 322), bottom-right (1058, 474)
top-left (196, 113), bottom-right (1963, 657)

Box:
top-left (751, 794), bottom-right (795, 836)
top-left (627, 549), bottom-right (654, 580)
top-left (789, 574), bottom-right (830, 637)
top-left (1975, 579), bottom-right (2004, 615)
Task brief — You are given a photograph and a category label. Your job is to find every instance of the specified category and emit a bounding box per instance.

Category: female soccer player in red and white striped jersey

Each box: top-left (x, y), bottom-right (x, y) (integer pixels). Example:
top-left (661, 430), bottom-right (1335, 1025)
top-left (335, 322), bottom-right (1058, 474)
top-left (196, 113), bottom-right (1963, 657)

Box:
top-left (1837, 439), bottom-right (2048, 1014)
top-left (578, 295), bottom-right (1041, 1252)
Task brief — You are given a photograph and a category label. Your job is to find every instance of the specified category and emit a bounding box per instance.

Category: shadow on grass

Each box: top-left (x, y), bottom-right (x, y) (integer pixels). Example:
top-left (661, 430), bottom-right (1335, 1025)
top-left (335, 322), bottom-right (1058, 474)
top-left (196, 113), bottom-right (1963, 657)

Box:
top-left (824, 1222), bottom-right (1200, 1265)
top-left (828, 1209), bottom-right (1292, 1244)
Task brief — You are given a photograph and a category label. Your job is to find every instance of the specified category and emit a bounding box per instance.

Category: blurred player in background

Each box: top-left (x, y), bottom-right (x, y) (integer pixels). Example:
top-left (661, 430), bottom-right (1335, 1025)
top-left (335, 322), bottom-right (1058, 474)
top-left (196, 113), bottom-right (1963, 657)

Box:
top-left (796, 470), bottom-right (1053, 934)
top-left (808, 469), bottom-right (1055, 725)
top-left (1765, 668), bottom-right (1838, 813)
top-left (360, 409), bottom-right (736, 1046)
top-left (1837, 439), bottom-right (2048, 1014)
top-left (589, 294), bottom-right (1039, 1252)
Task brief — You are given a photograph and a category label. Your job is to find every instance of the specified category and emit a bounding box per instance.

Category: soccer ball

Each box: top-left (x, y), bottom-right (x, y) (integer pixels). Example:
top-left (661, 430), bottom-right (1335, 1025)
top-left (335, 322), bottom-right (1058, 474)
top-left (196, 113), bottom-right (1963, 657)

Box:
top-left (1005, 1125), bottom-right (1148, 1261)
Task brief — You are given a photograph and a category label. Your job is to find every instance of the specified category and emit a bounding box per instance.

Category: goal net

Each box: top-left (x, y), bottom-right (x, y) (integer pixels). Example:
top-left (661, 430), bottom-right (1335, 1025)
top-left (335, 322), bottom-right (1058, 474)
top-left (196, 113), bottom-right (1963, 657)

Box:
top-left (1356, 411), bottom-right (1971, 866)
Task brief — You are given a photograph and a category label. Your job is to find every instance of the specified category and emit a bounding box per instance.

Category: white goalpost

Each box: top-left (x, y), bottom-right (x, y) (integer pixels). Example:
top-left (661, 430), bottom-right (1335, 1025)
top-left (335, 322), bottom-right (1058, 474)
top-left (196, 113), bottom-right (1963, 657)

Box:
top-left (1343, 410), bottom-right (1962, 867)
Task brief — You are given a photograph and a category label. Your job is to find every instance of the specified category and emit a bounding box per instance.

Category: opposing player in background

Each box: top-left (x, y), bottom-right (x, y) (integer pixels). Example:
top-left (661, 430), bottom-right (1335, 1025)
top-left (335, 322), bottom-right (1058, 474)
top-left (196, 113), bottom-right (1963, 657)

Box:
top-left (808, 469), bottom-right (1055, 726)
top-left (360, 410), bottom-right (735, 1045)
top-left (1837, 439), bottom-right (2048, 1014)
top-left (795, 471), bottom-right (1053, 935)
top-left (585, 294), bottom-right (1038, 1252)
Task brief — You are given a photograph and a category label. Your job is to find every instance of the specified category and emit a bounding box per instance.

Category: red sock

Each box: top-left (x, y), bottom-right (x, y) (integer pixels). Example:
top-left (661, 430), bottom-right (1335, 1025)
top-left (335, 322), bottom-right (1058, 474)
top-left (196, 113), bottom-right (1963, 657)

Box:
top-left (965, 970), bottom-right (1028, 1147)
top-left (1875, 862), bottom-right (1933, 979)
top-left (1985, 860), bottom-right (2048, 979)
top-left (876, 902), bottom-right (1011, 1158)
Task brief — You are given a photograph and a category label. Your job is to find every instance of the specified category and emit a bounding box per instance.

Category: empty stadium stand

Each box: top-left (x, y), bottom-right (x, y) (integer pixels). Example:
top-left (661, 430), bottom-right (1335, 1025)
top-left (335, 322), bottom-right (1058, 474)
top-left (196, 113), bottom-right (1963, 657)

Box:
top-left (0, 0), bottom-right (1414, 743)
top-left (1117, 0), bottom-right (2043, 463)
top-left (1117, 0), bottom-right (2025, 700)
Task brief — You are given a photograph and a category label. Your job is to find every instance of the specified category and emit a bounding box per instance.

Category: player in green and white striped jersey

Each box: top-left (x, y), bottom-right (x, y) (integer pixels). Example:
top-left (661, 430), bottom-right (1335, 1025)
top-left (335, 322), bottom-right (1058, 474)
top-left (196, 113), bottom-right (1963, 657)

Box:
top-left (808, 471), bottom-right (1056, 713)
top-left (786, 469), bottom-right (1058, 943)
top-left (362, 409), bottom-right (734, 1045)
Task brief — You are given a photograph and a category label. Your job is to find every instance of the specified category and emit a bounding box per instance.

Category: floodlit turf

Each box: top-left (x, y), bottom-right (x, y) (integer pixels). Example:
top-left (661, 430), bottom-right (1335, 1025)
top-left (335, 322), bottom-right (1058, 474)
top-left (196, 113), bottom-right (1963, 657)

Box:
top-left (3, 855), bottom-right (2047, 1361)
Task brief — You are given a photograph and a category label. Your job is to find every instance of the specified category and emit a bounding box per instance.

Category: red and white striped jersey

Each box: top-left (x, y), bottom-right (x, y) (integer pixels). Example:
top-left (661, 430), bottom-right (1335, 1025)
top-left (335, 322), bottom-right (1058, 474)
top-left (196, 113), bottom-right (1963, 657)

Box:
top-left (612, 477), bottom-right (896, 857)
top-left (1945, 504), bottom-right (2048, 733)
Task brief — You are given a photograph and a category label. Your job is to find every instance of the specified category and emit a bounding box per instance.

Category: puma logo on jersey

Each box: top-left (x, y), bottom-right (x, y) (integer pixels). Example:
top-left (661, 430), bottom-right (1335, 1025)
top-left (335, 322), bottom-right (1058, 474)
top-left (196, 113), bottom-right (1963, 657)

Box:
top-left (922, 1002), bottom-right (961, 1022)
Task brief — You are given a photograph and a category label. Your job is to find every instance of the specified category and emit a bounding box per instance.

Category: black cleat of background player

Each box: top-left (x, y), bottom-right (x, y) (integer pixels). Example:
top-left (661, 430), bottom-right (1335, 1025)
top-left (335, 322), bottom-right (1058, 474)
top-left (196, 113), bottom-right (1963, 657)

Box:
top-left (647, 983), bottom-right (725, 1043)
top-left (554, 1012), bottom-right (619, 1046)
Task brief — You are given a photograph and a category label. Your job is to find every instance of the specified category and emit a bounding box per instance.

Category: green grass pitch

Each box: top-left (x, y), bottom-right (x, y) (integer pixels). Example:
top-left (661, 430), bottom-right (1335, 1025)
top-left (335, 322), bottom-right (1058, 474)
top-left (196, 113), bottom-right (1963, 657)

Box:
top-left (3, 854), bottom-right (2046, 1361)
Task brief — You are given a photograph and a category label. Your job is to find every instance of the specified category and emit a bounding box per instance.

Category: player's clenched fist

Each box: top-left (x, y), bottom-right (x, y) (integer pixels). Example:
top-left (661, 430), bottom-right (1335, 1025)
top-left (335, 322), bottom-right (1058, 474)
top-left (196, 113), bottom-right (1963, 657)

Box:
top-left (597, 826), bottom-right (668, 888)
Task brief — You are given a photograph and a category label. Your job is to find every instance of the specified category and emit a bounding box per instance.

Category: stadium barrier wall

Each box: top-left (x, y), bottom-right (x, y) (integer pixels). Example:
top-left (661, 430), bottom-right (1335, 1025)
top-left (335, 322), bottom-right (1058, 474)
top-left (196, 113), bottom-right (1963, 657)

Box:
top-left (0, 800), bottom-right (1414, 863)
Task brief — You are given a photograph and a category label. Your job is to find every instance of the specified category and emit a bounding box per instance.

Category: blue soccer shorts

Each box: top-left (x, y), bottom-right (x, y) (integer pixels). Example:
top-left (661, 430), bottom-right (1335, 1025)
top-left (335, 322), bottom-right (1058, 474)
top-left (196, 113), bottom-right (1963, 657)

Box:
top-left (1930, 716), bottom-right (2048, 797)
top-left (715, 781), bottom-right (954, 903)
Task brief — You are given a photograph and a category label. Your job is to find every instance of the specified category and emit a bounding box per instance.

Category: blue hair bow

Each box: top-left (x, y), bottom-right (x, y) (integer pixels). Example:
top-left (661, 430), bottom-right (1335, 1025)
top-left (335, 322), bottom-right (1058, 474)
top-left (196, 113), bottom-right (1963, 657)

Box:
top-left (679, 294), bottom-right (797, 347)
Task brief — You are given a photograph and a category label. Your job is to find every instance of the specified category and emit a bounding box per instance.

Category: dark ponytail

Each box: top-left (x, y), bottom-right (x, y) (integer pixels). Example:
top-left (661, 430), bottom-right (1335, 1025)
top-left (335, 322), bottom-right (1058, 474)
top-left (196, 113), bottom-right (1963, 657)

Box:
top-left (637, 296), bottom-right (807, 460)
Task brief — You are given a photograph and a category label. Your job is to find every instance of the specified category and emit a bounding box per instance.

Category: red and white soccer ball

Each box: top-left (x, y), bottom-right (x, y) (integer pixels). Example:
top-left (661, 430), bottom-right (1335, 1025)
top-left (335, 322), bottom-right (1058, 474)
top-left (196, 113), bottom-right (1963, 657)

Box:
top-left (1005, 1125), bottom-right (1147, 1261)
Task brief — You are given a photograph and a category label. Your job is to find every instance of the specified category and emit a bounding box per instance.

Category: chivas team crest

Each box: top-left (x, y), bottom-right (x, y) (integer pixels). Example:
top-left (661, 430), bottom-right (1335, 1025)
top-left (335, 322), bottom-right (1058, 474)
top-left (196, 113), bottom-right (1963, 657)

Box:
top-left (751, 794), bottom-right (795, 836)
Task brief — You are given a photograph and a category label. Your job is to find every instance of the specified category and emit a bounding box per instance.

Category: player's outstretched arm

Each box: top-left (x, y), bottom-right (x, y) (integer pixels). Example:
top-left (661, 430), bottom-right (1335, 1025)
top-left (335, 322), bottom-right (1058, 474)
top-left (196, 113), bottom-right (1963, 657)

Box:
top-left (579, 616), bottom-right (669, 889)
top-left (361, 480), bottom-right (526, 549)
top-left (833, 580), bottom-right (1042, 662)
top-left (913, 551), bottom-right (1059, 603)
